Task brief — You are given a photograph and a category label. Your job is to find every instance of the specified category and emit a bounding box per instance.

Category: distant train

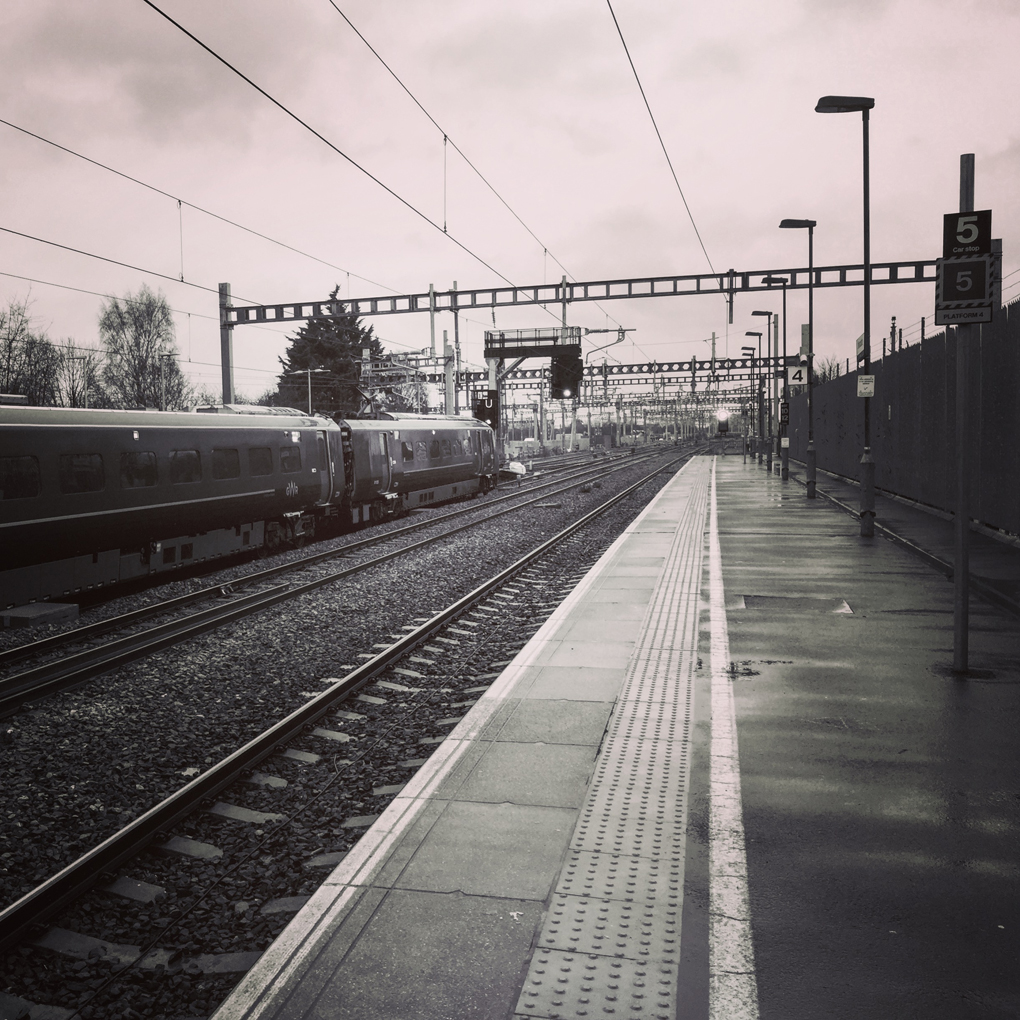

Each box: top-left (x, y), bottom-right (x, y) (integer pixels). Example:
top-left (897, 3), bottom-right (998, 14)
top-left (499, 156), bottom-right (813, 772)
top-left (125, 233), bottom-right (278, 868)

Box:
top-left (0, 406), bottom-right (498, 609)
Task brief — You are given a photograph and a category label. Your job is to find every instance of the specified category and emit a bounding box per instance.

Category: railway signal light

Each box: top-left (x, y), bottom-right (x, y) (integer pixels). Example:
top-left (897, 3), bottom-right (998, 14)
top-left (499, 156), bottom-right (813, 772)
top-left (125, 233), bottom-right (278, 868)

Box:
top-left (550, 353), bottom-right (583, 400)
top-left (474, 389), bottom-right (499, 429)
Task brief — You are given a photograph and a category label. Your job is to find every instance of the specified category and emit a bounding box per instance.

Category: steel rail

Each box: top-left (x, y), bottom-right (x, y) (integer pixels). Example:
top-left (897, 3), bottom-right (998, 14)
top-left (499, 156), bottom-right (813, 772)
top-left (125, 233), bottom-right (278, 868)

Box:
top-left (0, 449), bottom-right (694, 952)
top-left (0, 447), bottom-right (658, 672)
top-left (0, 449), bottom-right (676, 714)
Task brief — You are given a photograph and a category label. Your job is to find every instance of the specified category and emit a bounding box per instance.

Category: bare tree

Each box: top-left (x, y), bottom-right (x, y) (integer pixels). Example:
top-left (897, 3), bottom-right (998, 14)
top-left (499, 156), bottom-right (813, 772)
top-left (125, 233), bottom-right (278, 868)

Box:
top-left (99, 284), bottom-right (194, 409)
top-left (813, 356), bottom-right (843, 385)
top-left (0, 295), bottom-right (58, 404)
top-left (53, 340), bottom-right (104, 408)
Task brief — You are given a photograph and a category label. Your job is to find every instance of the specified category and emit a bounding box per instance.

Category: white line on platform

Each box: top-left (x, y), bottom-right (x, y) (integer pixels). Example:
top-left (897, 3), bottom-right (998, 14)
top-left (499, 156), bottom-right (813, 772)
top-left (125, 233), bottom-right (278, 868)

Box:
top-left (708, 458), bottom-right (760, 1020)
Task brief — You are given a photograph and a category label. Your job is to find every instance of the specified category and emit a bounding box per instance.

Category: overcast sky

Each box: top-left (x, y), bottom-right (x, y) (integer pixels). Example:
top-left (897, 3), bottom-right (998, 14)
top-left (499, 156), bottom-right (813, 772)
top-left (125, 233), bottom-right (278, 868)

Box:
top-left (0, 0), bottom-right (1017, 400)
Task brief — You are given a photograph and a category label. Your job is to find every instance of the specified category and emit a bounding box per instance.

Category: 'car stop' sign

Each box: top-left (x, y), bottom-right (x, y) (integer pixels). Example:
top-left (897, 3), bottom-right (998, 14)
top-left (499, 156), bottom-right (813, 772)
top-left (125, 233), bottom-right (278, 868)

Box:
top-left (936, 209), bottom-right (994, 325)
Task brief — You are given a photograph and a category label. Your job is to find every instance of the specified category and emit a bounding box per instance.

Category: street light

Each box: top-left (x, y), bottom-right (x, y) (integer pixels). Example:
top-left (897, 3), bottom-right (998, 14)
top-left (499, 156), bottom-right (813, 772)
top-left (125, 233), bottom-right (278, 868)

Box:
top-left (284, 368), bottom-right (331, 414)
top-left (762, 276), bottom-right (789, 479)
top-left (816, 94), bottom-right (875, 536)
top-left (740, 344), bottom-right (756, 461)
top-left (751, 311), bottom-right (774, 474)
top-left (779, 219), bottom-right (817, 496)
top-left (744, 332), bottom-right (763, 465)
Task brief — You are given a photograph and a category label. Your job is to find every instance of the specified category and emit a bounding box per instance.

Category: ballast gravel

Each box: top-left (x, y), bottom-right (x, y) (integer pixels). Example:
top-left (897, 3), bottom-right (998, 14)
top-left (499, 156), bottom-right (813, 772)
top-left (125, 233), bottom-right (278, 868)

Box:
top-left (0, 447), bottom-right (694, 1020)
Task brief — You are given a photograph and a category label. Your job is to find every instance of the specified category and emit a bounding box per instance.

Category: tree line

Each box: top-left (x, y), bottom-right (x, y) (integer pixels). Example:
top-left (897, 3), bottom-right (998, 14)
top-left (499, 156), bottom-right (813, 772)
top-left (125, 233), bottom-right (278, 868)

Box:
top-left (1, 280), bottom-right (424, 418)
top-left (0, 284), bottom-right (195, 410)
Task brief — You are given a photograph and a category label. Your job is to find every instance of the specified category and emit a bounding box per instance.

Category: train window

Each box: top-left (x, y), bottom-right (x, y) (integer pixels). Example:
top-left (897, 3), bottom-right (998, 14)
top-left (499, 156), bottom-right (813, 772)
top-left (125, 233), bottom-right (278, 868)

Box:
top-left (169, 449), bottom-right (202, 484)
top-left (441, 439), bottom-right (451, 458)
top-left (318, 435), bottom-right (329, 470)
top-left (248, 447), bottom-right (273, 476)
top-left (415, 441), bottom-right (427, 461)
top-left (429, 439), bottom-right (441, 459)
top-left (402, 441), bottom-right (414, 462)
top-left (280, 446), bottom-right (302, 473)
top-left (212, 448), bottom-right (241, 480)
top-left (120, 451), bottom-right (157, 488)
top-left (0, 455), bottom-right (40, 500)
top-left (59, 453), bottom-right (105, 494)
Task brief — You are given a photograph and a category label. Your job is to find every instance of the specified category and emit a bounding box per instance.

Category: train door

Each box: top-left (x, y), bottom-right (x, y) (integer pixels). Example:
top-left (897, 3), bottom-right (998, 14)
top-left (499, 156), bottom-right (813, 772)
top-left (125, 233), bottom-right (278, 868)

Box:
top-left (470, 430), bottom-right (481, 472)
top-left (316, 431), bottom-right (331, 504)
top-left (367, 430), bottom-right (391, 491)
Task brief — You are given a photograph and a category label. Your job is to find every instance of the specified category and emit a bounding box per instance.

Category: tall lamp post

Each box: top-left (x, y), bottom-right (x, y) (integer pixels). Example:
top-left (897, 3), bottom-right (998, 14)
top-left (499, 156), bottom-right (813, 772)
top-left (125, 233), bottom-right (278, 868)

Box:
top-left (741, 344), bottom-right (756, 461)
top-left (815, 95), bottom-right (875, 536)
top-left (779, 219), bottom-right (816, 495)
top-left (751, 310), bottom-right (774, 474)
top-left (762, 276), bottom-right (789, 478)
top-left (284, 368), bottom-right (330, 414)
top-left (744, 332), bottom-right (763, 464)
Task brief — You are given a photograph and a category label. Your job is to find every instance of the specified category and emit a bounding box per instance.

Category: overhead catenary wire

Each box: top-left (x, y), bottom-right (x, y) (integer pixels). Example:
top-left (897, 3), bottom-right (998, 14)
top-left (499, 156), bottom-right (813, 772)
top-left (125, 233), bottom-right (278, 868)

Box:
top-left (0, 117), bottom-right (402, 296)
top-left (0, 226), bottom-right (270, 306)
top-left (605, 0), bottom-right (715, 276)
top-left (139, 0), bottom-right (521, 291)
top-left (325, 1), bottom-right (626, 333)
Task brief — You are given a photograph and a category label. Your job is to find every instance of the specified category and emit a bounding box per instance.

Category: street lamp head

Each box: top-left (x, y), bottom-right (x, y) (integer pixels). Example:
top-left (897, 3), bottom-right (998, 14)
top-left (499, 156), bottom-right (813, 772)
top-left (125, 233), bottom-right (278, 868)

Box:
top-left (779, 219), bottom-right (816, 229)
top-left (750, 311), bottom-right (771, 318)
top-left (740, 346), bottom-right (755, 357)
top-left (744, 331), bottom-right (762, 339)
top-left (762, 276), bottom-right (788, 286)
top-left (815, 95), bottom-right (874, 113)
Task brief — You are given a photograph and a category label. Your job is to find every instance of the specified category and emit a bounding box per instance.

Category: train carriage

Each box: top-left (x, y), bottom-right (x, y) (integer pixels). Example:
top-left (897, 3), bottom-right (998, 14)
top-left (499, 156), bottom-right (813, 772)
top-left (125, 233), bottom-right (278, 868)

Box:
top-left (0, 407), bottom-right (344, 607)
top-left (0, 406), bottom-right (497, 610)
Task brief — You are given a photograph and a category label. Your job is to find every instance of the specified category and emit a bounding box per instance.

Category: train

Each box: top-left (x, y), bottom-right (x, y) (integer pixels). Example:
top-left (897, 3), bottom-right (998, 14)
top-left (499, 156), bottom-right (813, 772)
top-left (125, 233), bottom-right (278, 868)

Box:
top-left (0, 405), bottom-right (498, 610)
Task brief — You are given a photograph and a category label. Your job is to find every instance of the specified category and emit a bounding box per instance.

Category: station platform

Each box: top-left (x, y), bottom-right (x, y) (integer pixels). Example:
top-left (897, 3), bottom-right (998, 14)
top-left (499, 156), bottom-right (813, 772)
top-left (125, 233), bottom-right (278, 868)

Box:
top-left (213, 455), bottom-right (1020, 1020)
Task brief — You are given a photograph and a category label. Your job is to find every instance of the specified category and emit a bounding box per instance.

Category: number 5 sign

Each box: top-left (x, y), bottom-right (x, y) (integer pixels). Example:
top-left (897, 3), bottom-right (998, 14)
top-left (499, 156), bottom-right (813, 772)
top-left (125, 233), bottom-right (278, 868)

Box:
top-left (936, 209), bottom-right (994, 325)
top-left (943, 210), bottom-right (991, 257)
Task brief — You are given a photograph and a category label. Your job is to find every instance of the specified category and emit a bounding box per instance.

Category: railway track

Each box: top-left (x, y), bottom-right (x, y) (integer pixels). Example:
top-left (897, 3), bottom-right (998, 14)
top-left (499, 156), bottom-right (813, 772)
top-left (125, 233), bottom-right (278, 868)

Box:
top-left (0, 446), bottom-right (675, 715)
top-left (0, 449), bottom-right (698, 1020)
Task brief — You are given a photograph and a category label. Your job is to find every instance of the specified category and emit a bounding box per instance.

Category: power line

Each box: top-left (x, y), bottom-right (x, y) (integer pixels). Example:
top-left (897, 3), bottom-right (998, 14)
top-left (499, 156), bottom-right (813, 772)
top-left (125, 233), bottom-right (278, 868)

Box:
top-left (326, 2), bottom-right (626, 333)
top-left (0, 117), bottom-right (402, 296)
top-left (139, 0), bottom-right (517, 289)
top-left (0, 225), bottom-right (220, 294)
top-left (0, 267), bottom-right (442, 356)
top-left (326, 2), bottom-right (571, 278)
top-left (605, 0), bottom-right (715, 275)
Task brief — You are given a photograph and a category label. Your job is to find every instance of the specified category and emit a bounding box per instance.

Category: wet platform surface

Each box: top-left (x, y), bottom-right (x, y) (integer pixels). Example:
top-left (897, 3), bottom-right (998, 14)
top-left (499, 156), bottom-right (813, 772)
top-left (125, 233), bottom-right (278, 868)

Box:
top-left (213, 455), bottom-right (1020, 1020)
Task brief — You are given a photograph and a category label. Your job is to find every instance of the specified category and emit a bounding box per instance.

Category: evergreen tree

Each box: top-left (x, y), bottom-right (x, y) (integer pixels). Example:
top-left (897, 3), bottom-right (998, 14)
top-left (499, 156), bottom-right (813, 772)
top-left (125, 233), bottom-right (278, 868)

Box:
top-left (274, 286), bottom-right (383, 417)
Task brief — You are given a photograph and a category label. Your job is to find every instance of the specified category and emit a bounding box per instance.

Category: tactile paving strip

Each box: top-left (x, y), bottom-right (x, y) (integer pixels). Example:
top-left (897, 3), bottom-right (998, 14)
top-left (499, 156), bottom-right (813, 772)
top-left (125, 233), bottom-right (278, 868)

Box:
top-left (515, 459), bottom-right (710, 1019)
top-left (517, 949), bottom-right (677, 1020)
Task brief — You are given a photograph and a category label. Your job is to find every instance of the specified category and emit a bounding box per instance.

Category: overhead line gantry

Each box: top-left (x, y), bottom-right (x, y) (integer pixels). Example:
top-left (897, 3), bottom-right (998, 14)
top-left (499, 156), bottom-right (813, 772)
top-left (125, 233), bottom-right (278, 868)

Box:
top-left (217, 258), bottom-right (938, 401)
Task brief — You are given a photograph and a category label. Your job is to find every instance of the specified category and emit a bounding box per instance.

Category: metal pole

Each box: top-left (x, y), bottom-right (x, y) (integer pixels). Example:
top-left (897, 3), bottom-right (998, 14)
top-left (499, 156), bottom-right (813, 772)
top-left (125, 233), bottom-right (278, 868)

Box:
top-left (767, 314), bottom-right (775, 473)
top-left (443, 330), bottom-right (455, 415)
top-left (307, 368), bottom-right (312, 414)
top-left (954, 153), bottom-right (975, 674)
top-left (806, 225), bottom-right (816, 497)
top-left (781, 283), bottom-right (789, 480)
top-left (218, 282), bottom-right (234, 405)
top-left (754, 346), bottom-right (762, 467)
top-left (429, 284), bottom-right (436, 358)
top-left (859, 108), bottom-right (875, 537)
top-left (453, 281), bottom-right (461, 415)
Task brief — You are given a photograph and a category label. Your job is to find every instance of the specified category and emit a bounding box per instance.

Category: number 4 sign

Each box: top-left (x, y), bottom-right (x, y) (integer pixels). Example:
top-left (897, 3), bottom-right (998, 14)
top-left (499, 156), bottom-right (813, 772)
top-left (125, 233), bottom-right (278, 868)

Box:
top-left (788, 365), bottom-right (808, 385)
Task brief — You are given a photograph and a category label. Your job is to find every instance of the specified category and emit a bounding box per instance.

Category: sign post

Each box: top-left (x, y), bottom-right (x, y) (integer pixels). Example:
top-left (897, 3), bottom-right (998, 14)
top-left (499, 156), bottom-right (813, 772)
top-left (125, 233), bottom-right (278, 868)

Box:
top-left (938, 158), bottom-right (994, 675)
